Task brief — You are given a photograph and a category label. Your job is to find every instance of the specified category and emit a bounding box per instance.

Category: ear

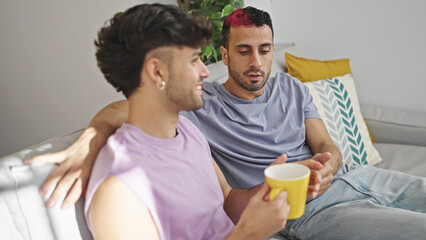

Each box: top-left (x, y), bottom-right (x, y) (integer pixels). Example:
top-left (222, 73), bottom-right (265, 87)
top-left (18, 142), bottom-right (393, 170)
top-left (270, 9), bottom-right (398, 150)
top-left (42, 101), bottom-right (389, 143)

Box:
top-left (141, 57), bottom-right (167, 86)
top-left (220, 46), bottom-right (229, 66)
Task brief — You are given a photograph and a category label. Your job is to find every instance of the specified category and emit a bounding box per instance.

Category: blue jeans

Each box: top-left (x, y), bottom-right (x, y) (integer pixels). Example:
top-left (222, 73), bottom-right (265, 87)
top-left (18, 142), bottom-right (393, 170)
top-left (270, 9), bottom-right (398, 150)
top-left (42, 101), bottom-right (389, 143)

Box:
top-left (280, 165), bottom-right (426, 240)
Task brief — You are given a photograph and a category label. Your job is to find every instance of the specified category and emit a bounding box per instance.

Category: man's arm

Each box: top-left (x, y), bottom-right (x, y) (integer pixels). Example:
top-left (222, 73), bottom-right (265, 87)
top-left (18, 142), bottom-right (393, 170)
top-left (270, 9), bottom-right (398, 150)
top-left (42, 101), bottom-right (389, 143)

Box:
top-left (25, 100), bottom-right (129, 209)
top-left (304, 118), bottom-right (342, 196)
top-left (212, 155), bottom-right (290, 240)
top-left (88, 177), bottom-right (160, 240)
top-left (218, 154), bottom-right (286, 223)
top-left (225, 182), bottom-right (289, 240)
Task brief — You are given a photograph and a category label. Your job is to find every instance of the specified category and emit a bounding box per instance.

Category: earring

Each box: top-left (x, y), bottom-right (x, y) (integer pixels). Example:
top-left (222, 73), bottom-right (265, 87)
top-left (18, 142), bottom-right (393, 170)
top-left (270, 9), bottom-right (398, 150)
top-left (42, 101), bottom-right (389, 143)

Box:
top-left (157, 81), bottom-right (166, 90)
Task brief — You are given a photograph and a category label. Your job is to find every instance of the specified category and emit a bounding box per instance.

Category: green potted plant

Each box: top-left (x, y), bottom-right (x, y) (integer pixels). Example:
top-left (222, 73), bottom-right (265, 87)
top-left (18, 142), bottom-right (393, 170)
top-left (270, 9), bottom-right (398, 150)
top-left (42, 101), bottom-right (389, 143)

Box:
top-left (177, 0), bottom-right (243, 64)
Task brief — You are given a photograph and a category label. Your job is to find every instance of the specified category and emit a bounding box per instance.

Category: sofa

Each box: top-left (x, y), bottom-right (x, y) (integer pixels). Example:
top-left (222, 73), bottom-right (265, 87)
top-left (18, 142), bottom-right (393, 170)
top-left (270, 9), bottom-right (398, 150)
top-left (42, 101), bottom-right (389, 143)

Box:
top-left (1, 45), bottom-right (426, 240)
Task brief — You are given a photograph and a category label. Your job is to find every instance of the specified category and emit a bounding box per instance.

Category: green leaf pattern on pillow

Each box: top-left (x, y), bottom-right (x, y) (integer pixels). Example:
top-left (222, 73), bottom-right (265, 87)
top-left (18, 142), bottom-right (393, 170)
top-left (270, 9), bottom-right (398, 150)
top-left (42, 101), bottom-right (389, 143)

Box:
top-left (304, 74), bottom-right (381, 172)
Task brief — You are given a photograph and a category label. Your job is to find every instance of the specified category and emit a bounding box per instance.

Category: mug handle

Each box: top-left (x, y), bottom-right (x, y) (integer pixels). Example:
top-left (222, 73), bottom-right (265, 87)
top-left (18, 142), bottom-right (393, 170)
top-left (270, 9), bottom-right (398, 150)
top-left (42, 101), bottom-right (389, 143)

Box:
top-left (269, 188), bottom-right (281, 201)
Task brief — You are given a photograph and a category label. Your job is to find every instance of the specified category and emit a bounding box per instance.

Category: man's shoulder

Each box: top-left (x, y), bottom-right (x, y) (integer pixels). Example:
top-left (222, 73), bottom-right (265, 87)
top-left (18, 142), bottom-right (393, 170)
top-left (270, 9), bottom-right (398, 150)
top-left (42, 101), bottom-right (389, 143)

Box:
top-left (202, 81), bottom-right (220, 95)
top-left (178, 115), bottom-right (198, 129)
top-left (105, 124), bottom-right (133, 148)
top-left (270, 72), bottom-right (307, 91)
top-left (193, 81), bottom-right (226, 110)
top-left (273, 72), bottom-right (304, 86)
top-left (99, 124), bottom-right (144, 159)
top-left (178, 115), bottom-right (207, 139)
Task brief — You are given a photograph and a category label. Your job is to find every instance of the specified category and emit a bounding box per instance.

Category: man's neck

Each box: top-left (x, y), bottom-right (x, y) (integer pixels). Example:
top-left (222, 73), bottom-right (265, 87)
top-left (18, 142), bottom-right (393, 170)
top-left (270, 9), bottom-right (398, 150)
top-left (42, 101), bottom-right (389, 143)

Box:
top-left (127, 95), bottom-right (179, 139)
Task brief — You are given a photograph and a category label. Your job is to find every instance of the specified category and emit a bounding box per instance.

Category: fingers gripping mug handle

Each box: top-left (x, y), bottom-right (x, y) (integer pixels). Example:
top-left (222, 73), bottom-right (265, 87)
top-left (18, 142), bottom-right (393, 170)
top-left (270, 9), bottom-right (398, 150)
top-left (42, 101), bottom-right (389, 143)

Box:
top-left (269, 188), bottom-right (281, 201)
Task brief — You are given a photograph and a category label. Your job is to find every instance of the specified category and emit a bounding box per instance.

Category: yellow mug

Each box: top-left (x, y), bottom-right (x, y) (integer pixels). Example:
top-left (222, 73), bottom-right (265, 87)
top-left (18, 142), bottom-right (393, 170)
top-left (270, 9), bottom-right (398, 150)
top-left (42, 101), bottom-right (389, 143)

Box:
top-left (264, 163), bottom-right (310, 219)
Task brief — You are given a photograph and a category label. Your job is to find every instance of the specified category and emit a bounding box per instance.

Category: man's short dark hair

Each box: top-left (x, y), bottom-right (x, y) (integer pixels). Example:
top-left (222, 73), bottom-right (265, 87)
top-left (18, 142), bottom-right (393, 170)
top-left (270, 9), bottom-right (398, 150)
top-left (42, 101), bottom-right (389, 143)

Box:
top-left (95, 4), bottom-right (213, 98)
top-left (222, 7), bottom-right (273, 49)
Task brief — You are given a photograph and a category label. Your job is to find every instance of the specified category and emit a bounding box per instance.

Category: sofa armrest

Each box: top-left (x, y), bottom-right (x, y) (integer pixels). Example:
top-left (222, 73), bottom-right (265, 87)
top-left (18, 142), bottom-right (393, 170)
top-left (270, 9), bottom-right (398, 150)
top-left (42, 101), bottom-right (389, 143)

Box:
top-left (0, 129), bottom-right (92, 240)
top-left (0, 129), bottom-right (84, 167)
top-left (361, 104), bottom-right (426, 147)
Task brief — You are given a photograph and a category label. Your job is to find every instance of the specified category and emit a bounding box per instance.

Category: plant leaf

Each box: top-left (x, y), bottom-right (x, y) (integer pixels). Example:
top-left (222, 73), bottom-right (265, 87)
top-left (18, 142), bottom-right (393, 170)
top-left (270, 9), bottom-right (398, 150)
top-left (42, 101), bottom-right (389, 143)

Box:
top-left (212, 21), bottom-right (223, 31)
top-left (211, 12), bottom-right (222, 20)
top-left (221, 4), bottom-right (234, 17)
top-left (202, 45), bottom-right (213, 59)
top-left (212, 47), bottom-right (218, 62)
top-left (233, 0), bottom-right (243, 9)
top-left (205, 0), bottom-right (213, 9)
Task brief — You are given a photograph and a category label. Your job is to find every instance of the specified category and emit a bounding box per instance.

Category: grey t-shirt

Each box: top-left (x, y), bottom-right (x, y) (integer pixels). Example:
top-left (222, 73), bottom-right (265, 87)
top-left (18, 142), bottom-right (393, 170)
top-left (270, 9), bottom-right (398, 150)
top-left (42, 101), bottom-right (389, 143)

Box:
top-left (182, 72), bottom-right (328, 188)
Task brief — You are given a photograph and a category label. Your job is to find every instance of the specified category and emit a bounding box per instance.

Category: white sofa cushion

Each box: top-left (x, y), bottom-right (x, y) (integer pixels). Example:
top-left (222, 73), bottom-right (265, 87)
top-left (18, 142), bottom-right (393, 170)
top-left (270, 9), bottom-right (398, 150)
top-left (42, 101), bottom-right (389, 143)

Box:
top-left (0, 162), bottom-right (92, 240)
top-left (0, 129), bottom-right (92, 240)
top-left (374, 143), bottom-right (426, 178)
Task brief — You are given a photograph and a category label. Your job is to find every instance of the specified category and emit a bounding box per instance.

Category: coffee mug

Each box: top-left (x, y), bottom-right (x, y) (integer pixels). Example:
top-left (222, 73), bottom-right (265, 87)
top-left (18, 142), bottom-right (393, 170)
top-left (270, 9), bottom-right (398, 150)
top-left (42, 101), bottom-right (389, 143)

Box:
top-left (264, 163), bottom-right (310, 219)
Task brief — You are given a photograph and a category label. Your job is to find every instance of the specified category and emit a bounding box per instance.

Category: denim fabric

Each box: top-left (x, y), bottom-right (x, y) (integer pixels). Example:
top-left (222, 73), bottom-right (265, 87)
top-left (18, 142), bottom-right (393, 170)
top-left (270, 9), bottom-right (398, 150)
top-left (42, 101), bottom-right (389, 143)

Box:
top-left (280, 165), bottom-right (426, 240)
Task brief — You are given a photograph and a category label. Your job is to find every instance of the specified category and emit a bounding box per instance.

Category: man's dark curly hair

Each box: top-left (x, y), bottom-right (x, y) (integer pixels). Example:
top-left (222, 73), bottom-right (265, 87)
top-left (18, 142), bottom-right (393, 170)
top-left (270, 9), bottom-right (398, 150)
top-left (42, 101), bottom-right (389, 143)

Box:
top-left (222, 7), bottom-right (273, 49)
top-left (95, 4), bottom-right (213, 98)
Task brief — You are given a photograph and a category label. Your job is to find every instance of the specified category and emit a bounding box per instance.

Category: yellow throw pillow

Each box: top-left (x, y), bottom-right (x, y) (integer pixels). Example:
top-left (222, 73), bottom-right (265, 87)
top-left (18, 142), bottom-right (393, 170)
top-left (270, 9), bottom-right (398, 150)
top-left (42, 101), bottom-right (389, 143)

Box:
top-left (285, 52), bottom-right (352, 82)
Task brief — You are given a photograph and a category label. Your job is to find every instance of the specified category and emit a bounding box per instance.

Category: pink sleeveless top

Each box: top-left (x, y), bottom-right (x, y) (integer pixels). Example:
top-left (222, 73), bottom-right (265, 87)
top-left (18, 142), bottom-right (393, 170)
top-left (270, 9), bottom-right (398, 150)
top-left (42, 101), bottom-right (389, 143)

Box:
top-left (84, 116), bottom-right (234, 239)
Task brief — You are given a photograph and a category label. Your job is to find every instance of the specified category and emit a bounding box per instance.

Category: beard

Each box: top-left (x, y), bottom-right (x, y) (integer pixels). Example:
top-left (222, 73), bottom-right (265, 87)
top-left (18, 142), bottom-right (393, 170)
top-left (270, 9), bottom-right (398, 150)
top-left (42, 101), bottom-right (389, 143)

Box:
top-left (165, 73), bottom-right (203, 112)
top-left (228, 63), bottom-right (271, 92)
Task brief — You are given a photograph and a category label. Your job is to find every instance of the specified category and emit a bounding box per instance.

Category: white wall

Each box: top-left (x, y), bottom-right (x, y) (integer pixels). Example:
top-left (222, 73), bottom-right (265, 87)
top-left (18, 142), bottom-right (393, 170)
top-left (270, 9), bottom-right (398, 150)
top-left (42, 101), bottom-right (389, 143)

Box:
top-left (0, 0), bottom-right (174, 156)
top-left (1, 0), bottom-right (425, 156)
top-left (244, 0), bottom-right (271, 13)
top-left (269, 0), bottom-right (426, 113)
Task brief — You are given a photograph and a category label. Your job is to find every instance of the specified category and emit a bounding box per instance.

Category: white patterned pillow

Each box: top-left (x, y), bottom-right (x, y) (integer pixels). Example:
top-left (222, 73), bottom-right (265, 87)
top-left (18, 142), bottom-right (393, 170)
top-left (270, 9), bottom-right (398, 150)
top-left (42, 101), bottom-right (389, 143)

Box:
top-left (304, 74), bottom-right (382, 172)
